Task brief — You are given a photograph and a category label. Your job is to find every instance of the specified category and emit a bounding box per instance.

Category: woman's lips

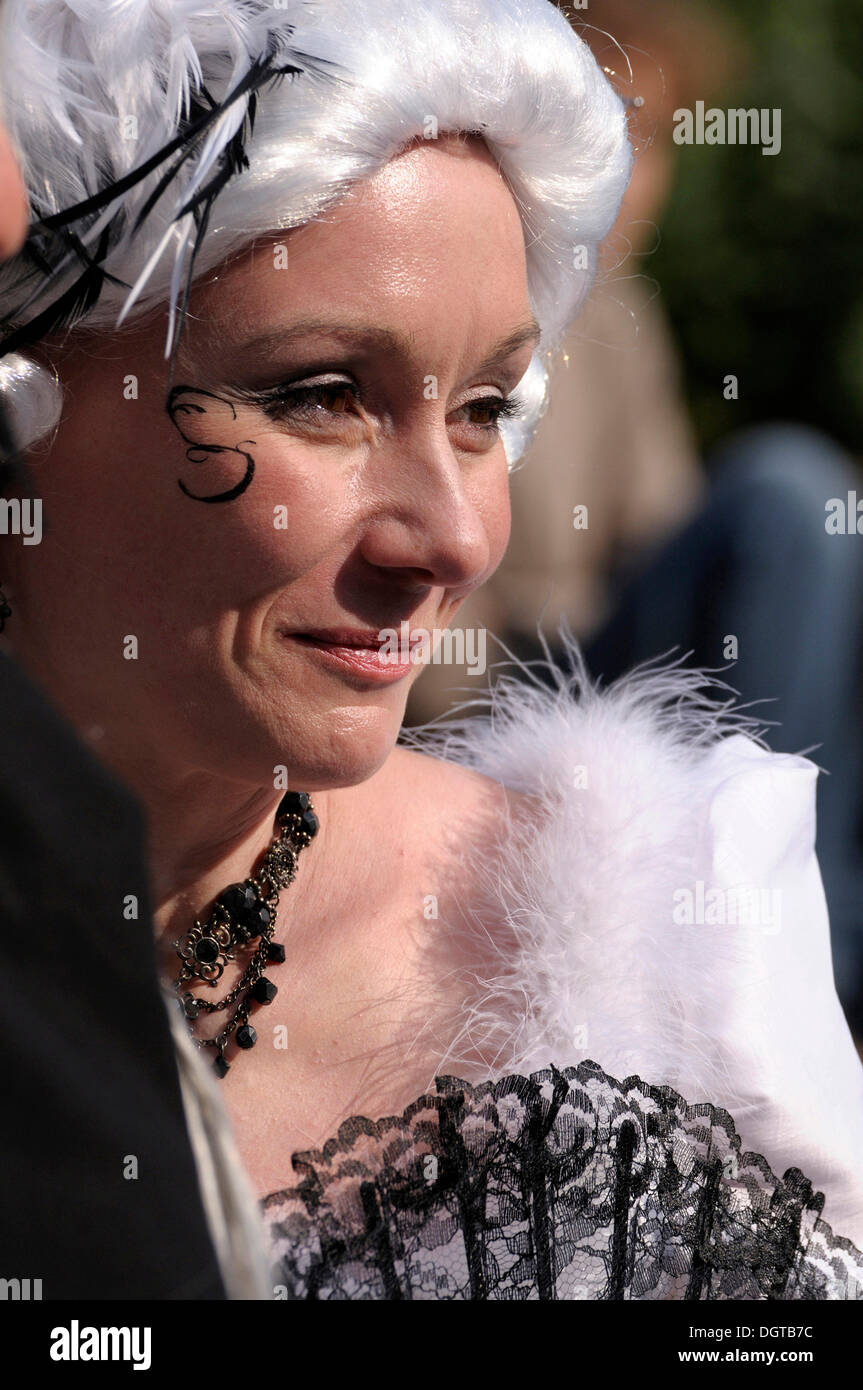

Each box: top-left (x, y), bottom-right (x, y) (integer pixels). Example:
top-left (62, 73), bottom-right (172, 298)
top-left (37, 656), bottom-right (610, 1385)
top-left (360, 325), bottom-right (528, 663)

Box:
top-left (284, 629), bottom-right (416, 684)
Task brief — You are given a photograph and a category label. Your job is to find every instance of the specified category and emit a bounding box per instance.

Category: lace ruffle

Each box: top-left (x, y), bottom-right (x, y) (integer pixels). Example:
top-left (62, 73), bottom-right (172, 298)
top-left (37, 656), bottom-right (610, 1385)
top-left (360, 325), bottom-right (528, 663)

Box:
top-left (263, 1060), bottom-right (863, 1300)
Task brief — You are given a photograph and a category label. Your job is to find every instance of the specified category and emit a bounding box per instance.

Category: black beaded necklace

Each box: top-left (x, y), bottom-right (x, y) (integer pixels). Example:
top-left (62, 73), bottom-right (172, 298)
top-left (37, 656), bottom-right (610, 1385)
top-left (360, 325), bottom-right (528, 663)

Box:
top-left (171, 790), bottom-right (318, 1078)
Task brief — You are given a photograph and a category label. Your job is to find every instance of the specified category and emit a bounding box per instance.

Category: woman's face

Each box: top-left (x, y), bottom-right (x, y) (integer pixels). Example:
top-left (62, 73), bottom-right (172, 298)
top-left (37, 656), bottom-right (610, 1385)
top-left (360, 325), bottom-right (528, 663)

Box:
top-left (7, 134), bottom-right (539, 793)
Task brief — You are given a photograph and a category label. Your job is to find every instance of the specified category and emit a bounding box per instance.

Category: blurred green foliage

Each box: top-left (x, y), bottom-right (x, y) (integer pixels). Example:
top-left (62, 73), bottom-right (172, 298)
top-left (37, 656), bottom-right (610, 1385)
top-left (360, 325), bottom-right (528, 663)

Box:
top-left (651, 0), bottom-right (863, 456)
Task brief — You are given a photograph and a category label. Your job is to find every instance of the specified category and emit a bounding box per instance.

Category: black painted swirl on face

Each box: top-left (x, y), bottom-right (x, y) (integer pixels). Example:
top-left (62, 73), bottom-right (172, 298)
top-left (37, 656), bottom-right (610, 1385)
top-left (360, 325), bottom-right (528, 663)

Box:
top-left (167, 386), bottom-right (256, 503)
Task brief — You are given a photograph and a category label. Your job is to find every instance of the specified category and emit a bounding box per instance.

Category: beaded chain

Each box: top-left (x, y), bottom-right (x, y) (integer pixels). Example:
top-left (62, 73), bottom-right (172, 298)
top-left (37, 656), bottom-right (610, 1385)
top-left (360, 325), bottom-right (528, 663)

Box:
top-left (172, 790), bottom-right (318, 1078)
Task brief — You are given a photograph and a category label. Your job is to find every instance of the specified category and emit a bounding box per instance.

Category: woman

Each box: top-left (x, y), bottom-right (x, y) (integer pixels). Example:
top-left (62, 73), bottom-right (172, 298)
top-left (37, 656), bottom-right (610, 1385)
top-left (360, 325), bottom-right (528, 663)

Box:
top-left (1, 0), bottom-right (861, 1300)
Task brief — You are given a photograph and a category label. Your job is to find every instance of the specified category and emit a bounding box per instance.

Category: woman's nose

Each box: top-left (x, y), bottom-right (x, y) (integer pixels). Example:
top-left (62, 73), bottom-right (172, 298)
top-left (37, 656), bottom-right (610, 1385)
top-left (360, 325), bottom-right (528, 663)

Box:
top-left (357, 421), bottom-right (504, 592)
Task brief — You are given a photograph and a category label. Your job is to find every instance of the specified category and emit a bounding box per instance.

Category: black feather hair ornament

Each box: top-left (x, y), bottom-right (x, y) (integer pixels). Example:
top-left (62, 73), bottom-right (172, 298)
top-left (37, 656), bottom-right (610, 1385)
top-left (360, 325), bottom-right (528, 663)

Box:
top-left (0, 22), bottom-right (340, 387)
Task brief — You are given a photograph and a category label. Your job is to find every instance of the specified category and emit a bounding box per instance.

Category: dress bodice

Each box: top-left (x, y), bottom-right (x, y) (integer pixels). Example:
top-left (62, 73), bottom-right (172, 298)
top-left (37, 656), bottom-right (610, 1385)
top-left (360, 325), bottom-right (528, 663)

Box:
top-left (229, 644), bottom-right (863, 1299)
top-left (262, 1061), bottom-right (863, 1300)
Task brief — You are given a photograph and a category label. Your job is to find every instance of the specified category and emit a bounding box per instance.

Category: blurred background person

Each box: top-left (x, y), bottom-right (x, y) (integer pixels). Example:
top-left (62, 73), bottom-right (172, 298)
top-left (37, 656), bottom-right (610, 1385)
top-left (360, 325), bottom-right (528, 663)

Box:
top-left (407, 0), bottom-right (863, 1041)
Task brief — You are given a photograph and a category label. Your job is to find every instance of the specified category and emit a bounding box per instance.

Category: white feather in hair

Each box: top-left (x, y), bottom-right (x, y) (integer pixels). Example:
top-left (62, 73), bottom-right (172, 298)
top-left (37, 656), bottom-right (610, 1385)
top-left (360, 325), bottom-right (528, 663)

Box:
top-left (0, 0), bottom-right (335, 363)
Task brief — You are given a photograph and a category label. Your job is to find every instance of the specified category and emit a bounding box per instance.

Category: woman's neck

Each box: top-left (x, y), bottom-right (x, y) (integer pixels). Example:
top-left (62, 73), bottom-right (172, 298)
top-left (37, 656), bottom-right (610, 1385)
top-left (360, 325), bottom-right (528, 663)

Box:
top-left (135, 770), bottom-right (335, 978)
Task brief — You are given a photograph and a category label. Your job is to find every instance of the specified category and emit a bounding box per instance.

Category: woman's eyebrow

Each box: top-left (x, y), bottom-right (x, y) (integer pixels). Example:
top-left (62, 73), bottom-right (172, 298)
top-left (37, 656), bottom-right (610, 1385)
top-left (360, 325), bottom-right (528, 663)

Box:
top-left (476, 317), bottom-right (542, 371)
top-left (233, 315), bottom-right (542, 367)
top-left (237, 318), bottom-right (413, 357)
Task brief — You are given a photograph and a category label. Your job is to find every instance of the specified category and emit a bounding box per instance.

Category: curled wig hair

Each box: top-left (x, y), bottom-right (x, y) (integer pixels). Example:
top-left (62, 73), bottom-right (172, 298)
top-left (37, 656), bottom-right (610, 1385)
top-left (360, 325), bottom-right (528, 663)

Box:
top-left (0, 0), bottom-right (632, 465)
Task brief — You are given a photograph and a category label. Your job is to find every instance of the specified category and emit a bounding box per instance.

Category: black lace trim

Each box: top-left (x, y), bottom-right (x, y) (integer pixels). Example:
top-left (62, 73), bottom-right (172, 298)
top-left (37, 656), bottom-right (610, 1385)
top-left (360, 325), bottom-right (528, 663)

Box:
top-left (262, 1060), bottom-right (863, 1300)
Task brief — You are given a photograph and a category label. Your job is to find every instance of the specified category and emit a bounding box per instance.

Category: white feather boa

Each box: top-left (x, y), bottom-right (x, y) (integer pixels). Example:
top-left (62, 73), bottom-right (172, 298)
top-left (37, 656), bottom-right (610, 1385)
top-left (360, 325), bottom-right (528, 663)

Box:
top-left (404, 631), bottom-right (863, 1248)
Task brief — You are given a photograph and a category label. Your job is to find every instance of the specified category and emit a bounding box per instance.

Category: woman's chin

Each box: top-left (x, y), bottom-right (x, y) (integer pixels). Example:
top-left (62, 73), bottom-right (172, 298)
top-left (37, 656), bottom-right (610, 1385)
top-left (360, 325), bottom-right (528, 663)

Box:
top-left (262, 695), bottom-right (407, 793)
top-left (278, 739), bottom-right (398, 793)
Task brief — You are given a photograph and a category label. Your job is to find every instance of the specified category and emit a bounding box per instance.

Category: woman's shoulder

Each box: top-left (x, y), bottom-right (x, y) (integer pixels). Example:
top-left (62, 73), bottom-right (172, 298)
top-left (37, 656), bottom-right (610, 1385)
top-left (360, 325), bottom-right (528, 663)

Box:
top-left (389, 647), bottom-right (863, 1249)
top-left (385, 648), bottom-right (825, 944)
top-left (394, 649), bottom-right (815, 868)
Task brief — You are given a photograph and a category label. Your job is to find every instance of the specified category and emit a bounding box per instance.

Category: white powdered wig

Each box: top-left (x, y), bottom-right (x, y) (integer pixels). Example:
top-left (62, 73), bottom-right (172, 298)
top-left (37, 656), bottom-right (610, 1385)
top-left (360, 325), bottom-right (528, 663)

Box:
top-left (0, 0), bottom-right (632, 462)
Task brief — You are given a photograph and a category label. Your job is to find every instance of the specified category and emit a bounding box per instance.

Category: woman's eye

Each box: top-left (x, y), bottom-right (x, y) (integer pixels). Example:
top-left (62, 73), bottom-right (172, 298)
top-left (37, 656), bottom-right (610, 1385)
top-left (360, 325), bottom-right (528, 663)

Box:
top-left (458, 398), bottom-right (506, 428)
top-left (450, 393), bottom-right (525, 435)
top-left (252, 378), bottom-right (361, 422)
top-left (242, 379), bottom-right (526, 442)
